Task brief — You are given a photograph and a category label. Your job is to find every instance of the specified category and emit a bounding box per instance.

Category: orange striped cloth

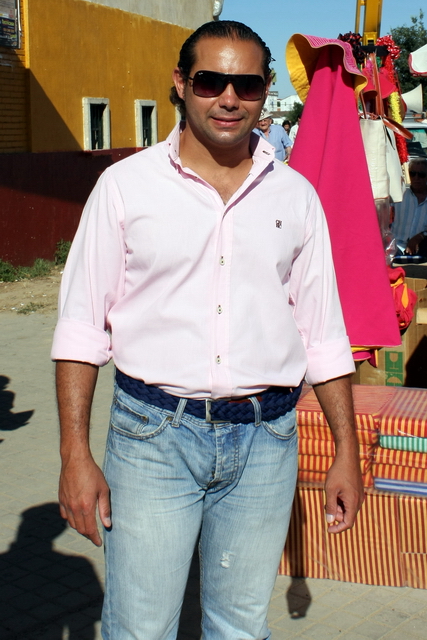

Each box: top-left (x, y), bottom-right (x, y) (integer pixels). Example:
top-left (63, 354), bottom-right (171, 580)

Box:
top-left (298, 454), bottom-right (372, 473)
top-left (298, 423), bottom-right (377, 444)
top-left (298, 468), bottom-right (374, 488)
top-left (372, 463), bottom-right (427, 483)
top-left (280, 488), bottom-right (403, 586)
top-left (399, 495), bottom-right (427, 555)
top-left (378, 387), bottom-right (427, 438)
top-left (296, 385), bottom-right (397, 444)
top-left (298, 439), bottom-right (375, 457)
top-left (375, 448), bottom-right (427, 469)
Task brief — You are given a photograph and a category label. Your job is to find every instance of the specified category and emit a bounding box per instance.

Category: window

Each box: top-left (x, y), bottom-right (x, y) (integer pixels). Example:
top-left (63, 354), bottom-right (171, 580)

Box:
top-left (82, 98), bottom-right (111, 150)
top-left (135, 100), bottom-right (157, 147)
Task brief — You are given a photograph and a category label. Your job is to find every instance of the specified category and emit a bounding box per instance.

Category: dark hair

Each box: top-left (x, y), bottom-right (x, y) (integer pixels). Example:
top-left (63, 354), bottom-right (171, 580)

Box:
top-left (282, 119), bottom-right (290, 127)
top-left (170, 20), bottom-right (273, 117)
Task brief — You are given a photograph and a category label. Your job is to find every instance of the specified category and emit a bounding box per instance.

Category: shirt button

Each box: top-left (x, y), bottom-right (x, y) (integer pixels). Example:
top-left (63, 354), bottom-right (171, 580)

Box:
top-left (220, 256), bottom-right (225, 265)
top-left (216, 355), bottom-right (221, 364)
top-left (217, 305), bottom-right (222, 314)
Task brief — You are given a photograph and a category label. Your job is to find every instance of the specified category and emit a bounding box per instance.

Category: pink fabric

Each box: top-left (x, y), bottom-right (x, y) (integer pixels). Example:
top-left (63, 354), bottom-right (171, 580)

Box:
top-left (289, 43), bottom-right (401, 349)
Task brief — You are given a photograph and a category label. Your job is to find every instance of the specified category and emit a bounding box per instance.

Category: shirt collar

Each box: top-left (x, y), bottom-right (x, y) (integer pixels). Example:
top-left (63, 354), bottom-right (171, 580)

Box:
top-left (166, 122), bottom-right (275, 170)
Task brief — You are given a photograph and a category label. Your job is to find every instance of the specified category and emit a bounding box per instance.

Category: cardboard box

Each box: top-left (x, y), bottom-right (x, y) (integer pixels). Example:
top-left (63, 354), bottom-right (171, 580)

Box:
top-left (358, 277), bottom-right (427, 387)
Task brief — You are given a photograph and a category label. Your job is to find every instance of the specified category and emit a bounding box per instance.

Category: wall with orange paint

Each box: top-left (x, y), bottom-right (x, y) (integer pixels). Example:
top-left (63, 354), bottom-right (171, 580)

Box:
top-left (25, 0), bottom-right (211, 151)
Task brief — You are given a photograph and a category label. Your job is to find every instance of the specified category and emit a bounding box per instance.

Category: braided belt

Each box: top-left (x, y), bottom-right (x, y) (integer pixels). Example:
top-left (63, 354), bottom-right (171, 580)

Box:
top-left (116, 369), bottom-right (302, 425)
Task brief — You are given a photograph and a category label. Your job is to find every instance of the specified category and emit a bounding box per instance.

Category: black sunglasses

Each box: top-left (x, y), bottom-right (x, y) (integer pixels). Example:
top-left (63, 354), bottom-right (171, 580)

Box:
top-left (187, 70), bottom-right (266, 101)
top-left (409, 170), bottom-right (427, 179)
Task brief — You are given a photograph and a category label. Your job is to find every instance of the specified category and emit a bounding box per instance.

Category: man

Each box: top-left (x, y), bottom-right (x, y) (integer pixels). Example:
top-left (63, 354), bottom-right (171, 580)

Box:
top-left (253, 108), bottom-right (292, 161)
top-left (289, 112), bottom-right (302, 143)
top-left (392, 158), bottom-right (427, 255)
top-left (52, 20), bottom-right (364, 640)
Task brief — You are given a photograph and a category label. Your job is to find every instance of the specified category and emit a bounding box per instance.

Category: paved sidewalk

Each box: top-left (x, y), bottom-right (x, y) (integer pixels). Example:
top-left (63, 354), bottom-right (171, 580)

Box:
top-left (1, 311), bottom-right (427, 639)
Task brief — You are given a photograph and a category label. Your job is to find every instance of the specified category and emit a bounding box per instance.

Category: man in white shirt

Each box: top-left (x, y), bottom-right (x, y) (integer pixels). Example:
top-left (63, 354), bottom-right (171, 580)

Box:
top-left (289, 113), bottom-right (302, 143)
top-left (53, 20), bottom-right (363, 640)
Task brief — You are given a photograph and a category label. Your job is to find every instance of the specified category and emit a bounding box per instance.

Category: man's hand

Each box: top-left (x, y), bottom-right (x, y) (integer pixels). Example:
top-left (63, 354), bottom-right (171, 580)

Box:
top-left (324, 446), bottom-right (364, 533)
top-left (313, 375), bottom-right (365, 534)
top-left (405, 232), bottom-right (424, 255)
top-left (59, 455), bottom-right (111, 547)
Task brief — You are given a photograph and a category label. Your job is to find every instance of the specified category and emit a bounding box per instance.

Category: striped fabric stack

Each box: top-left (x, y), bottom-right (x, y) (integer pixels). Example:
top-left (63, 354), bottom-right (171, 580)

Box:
top-left (296, 385), bottom-right (397, 488)
top-left (373, 387), bottom-right (427, 497)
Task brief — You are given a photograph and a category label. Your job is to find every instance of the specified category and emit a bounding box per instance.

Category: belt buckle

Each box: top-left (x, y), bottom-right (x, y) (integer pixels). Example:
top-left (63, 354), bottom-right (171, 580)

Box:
top-left (205, 399), bottom-right (228, 424)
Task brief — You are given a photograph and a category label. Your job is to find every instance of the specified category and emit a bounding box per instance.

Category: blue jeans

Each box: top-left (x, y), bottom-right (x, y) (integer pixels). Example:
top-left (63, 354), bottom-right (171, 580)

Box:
top-left (101, 384), bottom-right (298, 640)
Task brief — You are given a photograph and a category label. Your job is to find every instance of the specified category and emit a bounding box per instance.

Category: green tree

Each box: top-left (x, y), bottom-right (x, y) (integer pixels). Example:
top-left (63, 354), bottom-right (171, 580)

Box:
top-left (390, 10), bottom-right (427, 111)
top-left (288, 101), bottom-right (304, 125)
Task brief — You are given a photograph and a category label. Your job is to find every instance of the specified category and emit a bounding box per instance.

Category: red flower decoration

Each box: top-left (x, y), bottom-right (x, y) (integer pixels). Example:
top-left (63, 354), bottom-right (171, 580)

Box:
top-left (376, 35), bottom-right (401, 60)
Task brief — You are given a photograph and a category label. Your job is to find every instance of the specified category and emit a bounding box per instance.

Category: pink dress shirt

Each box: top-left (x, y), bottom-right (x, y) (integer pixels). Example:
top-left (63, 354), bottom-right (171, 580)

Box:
top-left (51, 124), bottom-right (354, 399)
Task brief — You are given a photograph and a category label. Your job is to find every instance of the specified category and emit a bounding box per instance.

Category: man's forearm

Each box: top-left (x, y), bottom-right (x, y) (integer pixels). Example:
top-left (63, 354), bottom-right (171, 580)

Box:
top-left (56, 360), bottom-right (99, 459)
top-left (312, 374), bottom-right (358, 453)
top-left (312, 374), bottom-right (364, 533)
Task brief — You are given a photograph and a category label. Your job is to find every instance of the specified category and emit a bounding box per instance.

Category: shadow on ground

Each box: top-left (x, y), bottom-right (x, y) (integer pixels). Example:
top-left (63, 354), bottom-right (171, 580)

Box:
top-left (0, 502), bottom-right (103, 639)
top-left (0, 376), bottom-right (34, 431)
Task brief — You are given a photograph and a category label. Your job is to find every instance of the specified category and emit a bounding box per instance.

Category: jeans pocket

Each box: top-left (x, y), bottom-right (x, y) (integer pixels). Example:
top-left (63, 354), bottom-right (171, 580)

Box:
top-left (110, 387), bottom-right (172, 440)
top-left (262, 407), bottom-right (297, 440)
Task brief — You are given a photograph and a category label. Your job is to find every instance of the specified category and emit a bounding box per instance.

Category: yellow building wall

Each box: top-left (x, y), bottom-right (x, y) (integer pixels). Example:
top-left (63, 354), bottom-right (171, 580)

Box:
top-left (0, 0), bottom-right (28, 152)
top-left (26, 0), bottom-right (194, 151)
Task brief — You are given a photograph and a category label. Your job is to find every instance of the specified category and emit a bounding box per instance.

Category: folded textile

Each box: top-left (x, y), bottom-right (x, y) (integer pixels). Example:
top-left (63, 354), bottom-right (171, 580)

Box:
top-left (374, 448), bottom-right (427, 469)
top-left (372, 463), bottom-right (427, 483)
top-left (373, 477), bottom-right (427, 497)
top-left (379, 435), bottom-right (427, 453)
top-left (379, 387), bottom-right (427, 437)
top-left (298, 469), bottom-right (373, 488)
top-left (298, 439), bottom-right (375, 458)
top-left (297, 423), bottom-right (378, 444)
top-left (298, 454), bottom-right (372, 474)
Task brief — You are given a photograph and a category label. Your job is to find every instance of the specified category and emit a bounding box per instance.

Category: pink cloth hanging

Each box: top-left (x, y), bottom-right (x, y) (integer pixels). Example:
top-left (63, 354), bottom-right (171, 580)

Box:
top-left (287, 34), bottom-right (401, 351)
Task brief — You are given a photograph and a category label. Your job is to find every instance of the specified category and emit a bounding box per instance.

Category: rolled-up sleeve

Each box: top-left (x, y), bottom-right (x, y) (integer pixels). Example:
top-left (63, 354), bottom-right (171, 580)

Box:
top-left (51, 169), bottom-right (126, 365)
top-left (289, 190), bottom-right (355, 385)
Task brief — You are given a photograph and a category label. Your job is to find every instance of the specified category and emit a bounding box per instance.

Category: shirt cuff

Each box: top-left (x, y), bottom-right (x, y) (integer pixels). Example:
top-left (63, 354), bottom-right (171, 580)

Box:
top-left (305, 336), bottom-right (355, 385)
top-left (51, 318), bottom-right (111, 366)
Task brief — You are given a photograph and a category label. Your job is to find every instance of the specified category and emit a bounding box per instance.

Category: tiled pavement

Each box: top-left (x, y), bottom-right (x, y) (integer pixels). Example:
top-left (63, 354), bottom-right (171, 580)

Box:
top-left (1, 310), bottom-right (427, 639)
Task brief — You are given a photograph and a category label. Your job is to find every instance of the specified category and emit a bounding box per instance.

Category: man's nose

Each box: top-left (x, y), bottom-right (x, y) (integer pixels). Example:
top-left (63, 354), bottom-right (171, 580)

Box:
top-left (217, 81), bottom-right (240, 108)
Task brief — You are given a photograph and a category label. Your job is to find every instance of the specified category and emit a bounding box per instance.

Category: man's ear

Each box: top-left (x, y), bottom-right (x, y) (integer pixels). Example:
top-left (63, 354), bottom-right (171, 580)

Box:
top-left (173, 68), bottom-right (186, 100)
top-left (264, 75), bottom-right (273, 98)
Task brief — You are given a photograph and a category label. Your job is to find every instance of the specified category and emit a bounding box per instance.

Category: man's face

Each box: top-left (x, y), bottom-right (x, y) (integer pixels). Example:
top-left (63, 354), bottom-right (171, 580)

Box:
top-left (173, 37), bottom-right (269, 152)
top-left (257, 117), bottom-right (271, 133)
top-left (409, 163), bottom-right (427, 192)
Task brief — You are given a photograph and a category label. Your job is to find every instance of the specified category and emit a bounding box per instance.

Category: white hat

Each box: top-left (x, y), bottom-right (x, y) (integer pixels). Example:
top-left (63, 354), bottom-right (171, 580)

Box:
top-left (259, 108), bottom-right (273, 121)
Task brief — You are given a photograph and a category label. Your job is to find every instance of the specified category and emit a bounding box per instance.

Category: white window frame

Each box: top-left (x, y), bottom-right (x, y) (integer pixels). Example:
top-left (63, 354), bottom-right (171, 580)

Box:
top-left (82, 97), bottom-right (111, 150)
top-left (135, 100), bottom-right (158, 147)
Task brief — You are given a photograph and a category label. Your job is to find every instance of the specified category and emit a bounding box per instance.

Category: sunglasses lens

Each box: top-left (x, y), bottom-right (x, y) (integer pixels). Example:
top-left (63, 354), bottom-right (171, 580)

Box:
top-left (192, 71), bottom-right (225, 97)
top-left (409, 171), bottom-right (426, 178)
top-left (191, 71), bottom-right (264, 101)
top-left (234, 75), bottom-right (265, 100)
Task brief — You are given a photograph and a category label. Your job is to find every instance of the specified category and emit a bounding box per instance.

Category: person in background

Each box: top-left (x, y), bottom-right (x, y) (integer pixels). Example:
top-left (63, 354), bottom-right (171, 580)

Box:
top-left (289, 112), bottom-right (302, 143)
top-left (282, 119), bottom-right (291, 134)
top-left (53, 20), bottom-right (364, 640)
top-left (253, 108), bottom-right (292, 161)
top-left (392, 158), bottom-right (427, 255)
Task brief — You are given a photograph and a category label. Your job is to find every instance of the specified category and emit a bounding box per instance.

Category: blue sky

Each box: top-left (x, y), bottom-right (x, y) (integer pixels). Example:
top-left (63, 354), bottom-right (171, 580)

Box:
top-left (220, 0), bottom-right (425, 97)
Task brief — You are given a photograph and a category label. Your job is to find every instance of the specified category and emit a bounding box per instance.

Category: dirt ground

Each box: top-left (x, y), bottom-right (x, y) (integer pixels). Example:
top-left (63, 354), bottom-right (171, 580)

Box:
top-left (0, 267), bottom-right (62, 315)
